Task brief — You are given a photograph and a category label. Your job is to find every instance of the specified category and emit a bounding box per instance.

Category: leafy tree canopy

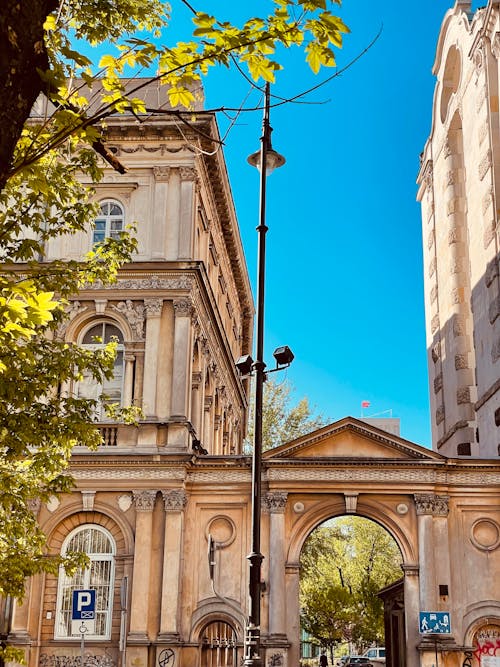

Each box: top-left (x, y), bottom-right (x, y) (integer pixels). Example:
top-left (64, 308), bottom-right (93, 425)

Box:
top-left (246, 378), bottom-right (328, 451)
top-left (300, 517), bottom-right (402, 656)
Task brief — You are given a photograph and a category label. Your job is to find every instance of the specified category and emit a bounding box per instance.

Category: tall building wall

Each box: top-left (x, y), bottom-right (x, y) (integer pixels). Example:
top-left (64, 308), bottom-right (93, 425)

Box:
top-left (417, 0), bottom-right (500, 458)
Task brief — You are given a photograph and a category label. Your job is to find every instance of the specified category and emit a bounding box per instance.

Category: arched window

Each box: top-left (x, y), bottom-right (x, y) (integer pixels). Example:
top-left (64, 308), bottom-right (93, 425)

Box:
top-left (77, 321), bottom-right (124, 421)
top-left (200, 620), bottom-right (238, 667)
top-left (93, 200), bottom-right (124, 245)
top-left (55, 525), bottom-right (116, 640)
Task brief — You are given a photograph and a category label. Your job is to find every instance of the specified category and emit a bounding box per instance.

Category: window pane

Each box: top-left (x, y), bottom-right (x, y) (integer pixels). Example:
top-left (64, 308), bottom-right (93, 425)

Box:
top-left (100, 203), bottom-right (110, 215)
top-left (109, 204), bottom-right (122, 215)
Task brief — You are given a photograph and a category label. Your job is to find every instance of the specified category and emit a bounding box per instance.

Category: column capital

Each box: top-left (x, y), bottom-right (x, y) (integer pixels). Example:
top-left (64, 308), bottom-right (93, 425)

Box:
top-left (263, 491), bottom-right (288, 513)
top-left (144, 298), bottom-right (163, 317)
top-left (414, 494), bottom-right (449, 516)
top-left (402, 563), bottom-right (420, 577)
top-left (153, 165), bottom-right (171, 182)
top-left (179, 166), bottom-right (198, 182)
top-left (162, 489), bottom-right (188, 512)
top-left (173, 297), bottom-right (194, 318)
top-left (133, 490), bottom-right (157, 512)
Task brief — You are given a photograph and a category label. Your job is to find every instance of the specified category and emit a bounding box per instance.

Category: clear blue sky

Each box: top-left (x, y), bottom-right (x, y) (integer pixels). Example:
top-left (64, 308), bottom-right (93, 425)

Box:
top-left (85, 0), bottom-right (475, 446)
top-left (173, 0), bottom-right (462, 448)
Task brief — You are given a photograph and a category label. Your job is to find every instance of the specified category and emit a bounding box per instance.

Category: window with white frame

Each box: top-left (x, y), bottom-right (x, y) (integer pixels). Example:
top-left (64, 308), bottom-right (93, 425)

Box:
top-left (93, 200), bottom-right (124, 245)
top-left (55, 525), bottom-right (116, 640)
top-left (77, 321), bottom-right (124, 421)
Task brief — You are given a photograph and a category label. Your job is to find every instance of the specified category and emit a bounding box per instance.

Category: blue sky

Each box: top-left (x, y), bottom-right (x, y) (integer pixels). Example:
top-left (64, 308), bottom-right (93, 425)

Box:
top-left (171, 0), bottom-right (461, 447)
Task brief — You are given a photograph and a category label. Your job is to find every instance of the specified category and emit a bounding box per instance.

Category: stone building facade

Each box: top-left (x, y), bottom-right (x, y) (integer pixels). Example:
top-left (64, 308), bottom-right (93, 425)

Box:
top-left (4, 53), bottom-right (500, 667)
top-left (417, 0), bottom-right (500, 459)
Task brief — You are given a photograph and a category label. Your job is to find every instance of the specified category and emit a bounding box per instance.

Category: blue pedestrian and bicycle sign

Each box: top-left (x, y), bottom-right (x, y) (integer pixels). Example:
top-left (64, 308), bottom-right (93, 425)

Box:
top-left (71, 589), bottom-right (96, 635)
top-left (419, 611), bottom-right (451, 634)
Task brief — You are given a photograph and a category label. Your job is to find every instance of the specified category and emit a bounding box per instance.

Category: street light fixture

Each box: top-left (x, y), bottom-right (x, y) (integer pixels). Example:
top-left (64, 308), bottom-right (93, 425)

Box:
top-left (243, 82), bottom-right (286, 667)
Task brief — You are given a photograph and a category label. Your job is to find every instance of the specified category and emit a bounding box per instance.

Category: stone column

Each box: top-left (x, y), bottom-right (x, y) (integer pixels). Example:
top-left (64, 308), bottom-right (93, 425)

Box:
top-left (142, 299), bottom-right (163, 418)
top-left (285, 563), bottom-right (301, 667)
top-left (178, 167), bottom-right (197, 259)
top-left (414, 494), bottom-right (438, 610)
top-left (264, 491), bottom-right (288, 638)
top-left (152, 166), bottom-right (171, 259)
top-left (122, 353), bottom-right (135, 407)
top-left (128, 490), bottom-right (157, 642)
top-left (159, 490), bottom-right (188, 639)
top-left (402, 564), bottom-right (421, 667)
top-left (430, 498), bottom-right (451, 607)
top-left (167, 298), bottom-right (193, 449)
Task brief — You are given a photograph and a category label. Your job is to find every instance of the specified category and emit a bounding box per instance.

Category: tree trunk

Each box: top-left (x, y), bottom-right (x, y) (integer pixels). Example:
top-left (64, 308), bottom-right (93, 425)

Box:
top-left (0, 0), bottom-right (56, 190)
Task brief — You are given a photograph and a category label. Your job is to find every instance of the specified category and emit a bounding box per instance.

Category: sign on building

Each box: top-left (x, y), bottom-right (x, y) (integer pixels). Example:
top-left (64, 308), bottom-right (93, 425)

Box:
top-left (71, 589), bottom-right (96, 635)
top-left (419, 612), bottom-right (451, 634)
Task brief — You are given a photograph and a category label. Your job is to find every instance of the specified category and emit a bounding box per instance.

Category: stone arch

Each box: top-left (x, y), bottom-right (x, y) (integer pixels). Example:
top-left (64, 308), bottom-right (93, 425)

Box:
top-left (189, 597), bottom-right (245, 643)
top-left (39, 508), bottom-right (133, 643)
top-left (65, 308), bottom-right (134, 345)
top-left (286, 497), bottom-right (416, 566)
top-left (464, 615), bottom-right (500, 666)
top-left (440, 44), bottom-right (462, 123)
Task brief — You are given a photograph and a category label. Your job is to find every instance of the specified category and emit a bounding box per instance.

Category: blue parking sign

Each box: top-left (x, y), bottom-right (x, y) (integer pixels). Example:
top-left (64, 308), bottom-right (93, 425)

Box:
top-left (72, 590), bottom-right (96, 621)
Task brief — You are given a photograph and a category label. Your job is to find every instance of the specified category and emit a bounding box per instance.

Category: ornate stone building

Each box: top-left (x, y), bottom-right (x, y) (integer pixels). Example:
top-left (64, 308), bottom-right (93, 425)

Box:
top-left (5, 52), bottom-right (500, 667)
top-left (417, 0), bottom-right (500, 459)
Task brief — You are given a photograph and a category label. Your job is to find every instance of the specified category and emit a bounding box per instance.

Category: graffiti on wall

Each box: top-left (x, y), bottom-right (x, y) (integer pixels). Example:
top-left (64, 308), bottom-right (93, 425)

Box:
top-left (473, 625), bottom-right (500, 666)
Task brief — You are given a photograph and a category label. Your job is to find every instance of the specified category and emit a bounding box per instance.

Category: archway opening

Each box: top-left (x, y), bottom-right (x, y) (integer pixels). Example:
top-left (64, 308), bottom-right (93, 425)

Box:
top-left (299, 516), bottom-right (403, 667)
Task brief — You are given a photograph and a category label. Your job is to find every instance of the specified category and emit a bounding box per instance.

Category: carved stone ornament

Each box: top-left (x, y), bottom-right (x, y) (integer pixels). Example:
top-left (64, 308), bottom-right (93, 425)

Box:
top-left (179, 166), bottom-right (197, 182)
top-left (133, 489), bottom-right (157, 511)
top-left (479, 150), bottom-right (492, 181)
top-left (173, 297), bottom-right (194, 318)
top-left (493, 32), bottom-right (500, 59)
top-left (113, 300), bottom-right (145, 339)
top-left (40, 655), bottom-right (115, 667)
top-left (263, 491), bottom-right (288, 513)
top-left (27, 498), bottom-right (41, 514)
top-left (153, 166), bottom-right (171, 182)
top-left (414, 494), bottom-right (449, 516)
top-left (268, 654), bottom-right (284, 667)
top-left (162, 489), bottom-right (188, 511)
top-left (85, 276), bottom-right (193, 291)
top-left (81, 490), bottom-right (96, 511)
top-left (144, 298), bottom-right (163, 317)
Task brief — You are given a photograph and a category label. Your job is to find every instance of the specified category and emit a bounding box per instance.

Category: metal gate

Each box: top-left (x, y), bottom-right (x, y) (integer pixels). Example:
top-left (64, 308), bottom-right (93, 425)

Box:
top-left (200, 621), bottom-right (238, 667)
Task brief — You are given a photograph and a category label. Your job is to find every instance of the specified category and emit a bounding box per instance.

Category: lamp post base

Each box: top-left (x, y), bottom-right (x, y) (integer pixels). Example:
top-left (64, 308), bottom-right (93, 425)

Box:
top-left (243, 624), bottom-right (263, 667)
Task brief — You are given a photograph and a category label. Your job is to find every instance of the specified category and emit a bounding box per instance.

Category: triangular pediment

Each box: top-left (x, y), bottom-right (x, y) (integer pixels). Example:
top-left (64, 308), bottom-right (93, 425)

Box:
top-left (263, 416), bottom-right (444, 461)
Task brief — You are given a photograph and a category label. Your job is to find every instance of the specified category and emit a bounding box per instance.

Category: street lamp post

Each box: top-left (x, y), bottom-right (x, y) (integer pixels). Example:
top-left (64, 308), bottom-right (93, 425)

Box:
top-left (243, 82), bottom-right (285, 667)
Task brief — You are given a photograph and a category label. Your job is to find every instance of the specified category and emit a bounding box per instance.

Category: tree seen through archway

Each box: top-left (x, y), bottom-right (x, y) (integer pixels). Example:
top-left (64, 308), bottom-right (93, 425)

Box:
top-left (300, 516), bottom-right (403, 664)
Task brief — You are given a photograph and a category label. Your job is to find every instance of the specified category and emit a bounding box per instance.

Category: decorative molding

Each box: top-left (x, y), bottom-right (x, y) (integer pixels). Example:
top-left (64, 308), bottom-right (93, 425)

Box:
top-left (492, 32), bottom-right (500, 59)
top-left (455, 354), bottom-right (469, 370)
top-left (431, 314), bottom-right (440, 334)
top-left (133, 489), bottom-right (157, 511)
top-left (431, 342), bottom-right (441, 363)
top-left (86, 275), bottom-right (193, 291)
top-left (414, 494), bottom-right (449, 516)
top-left (113, 300), bottom-right (145, 339)
top-left (434, 374), bottom-right (443, 394)
top-left (485, 259), bottom-right (499, 288)
top-left (263, 491), bottom-right (288, 513)
top-left (162, 489), bottom-right (188, 511)
top-left (144, 298), bottom-right (163, 317)
top-left (118, 493), bottom-right (133, 512)
top-left (73, 468), bottom-right (186, 480)
top-left (452, 314), bottom-right (466, 337)
top-left (40, 655), bottom-right (114, 667)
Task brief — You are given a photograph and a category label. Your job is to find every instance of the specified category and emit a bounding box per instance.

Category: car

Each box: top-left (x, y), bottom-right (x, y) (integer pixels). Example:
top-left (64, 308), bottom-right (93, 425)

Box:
top-left (343, 656), bottom-right (373, 667)
top-left (363, 648), bottom-right (386, 665)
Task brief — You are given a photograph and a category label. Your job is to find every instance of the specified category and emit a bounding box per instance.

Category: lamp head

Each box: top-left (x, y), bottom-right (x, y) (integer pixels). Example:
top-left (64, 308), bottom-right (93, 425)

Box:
top-left (235, 354), bottom-right (254, 376)
top-left (273, 345), bottom-right (294, 367)
top-left (247, 148), bottom-right (286, 175)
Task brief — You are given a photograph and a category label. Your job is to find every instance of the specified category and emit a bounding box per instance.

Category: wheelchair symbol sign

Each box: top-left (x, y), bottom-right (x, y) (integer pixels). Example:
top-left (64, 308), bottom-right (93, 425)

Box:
top-left (71, 590), bottom-right (96, 635)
